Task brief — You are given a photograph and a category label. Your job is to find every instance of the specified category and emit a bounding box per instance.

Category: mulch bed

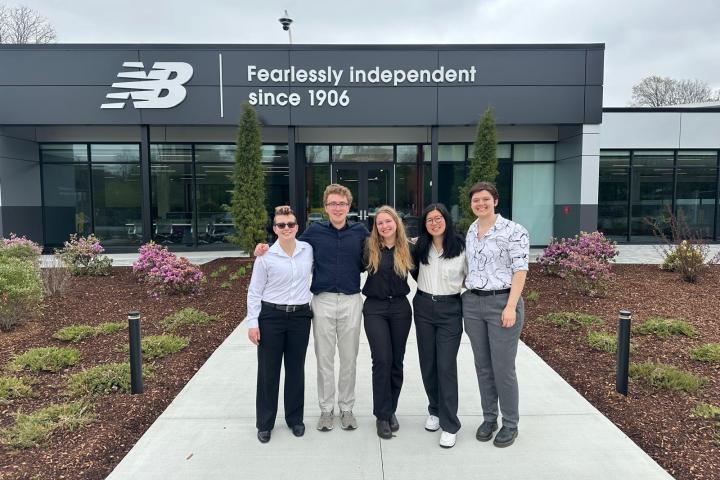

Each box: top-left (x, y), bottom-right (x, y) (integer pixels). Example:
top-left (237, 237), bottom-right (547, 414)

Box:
top-left (1, 261), bottom-right (718, 479)
top-left (522, 264), bottom-right (720, 480)
top-left (0, 258), bottom-right (250, 480)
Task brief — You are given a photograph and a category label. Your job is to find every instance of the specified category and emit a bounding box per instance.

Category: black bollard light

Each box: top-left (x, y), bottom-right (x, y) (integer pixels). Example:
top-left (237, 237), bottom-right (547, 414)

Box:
top-left (616, 309), bottom-right (632, 396)
top-left (128, 311), bottom-right (144, 394)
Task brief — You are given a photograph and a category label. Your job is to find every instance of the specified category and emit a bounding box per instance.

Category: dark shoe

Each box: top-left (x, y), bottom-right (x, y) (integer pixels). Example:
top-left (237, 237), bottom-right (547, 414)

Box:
top-left (389, 413), bottom-right (399, 432)
top-left (376, 419), bottom-right (392, 439)
top-left (493, 426), bottom-right (518, 448)
top-left (291, 424), bottom-right (305, 437)
top-left (475, 420), bottom-right (498, 442)
top-left (257, 430), bottom-right (271, 443)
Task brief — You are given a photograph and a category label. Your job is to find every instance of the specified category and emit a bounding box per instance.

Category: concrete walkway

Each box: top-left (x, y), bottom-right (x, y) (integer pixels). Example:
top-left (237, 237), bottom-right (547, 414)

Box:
top-left (107, 275), bottom-right (673, 480)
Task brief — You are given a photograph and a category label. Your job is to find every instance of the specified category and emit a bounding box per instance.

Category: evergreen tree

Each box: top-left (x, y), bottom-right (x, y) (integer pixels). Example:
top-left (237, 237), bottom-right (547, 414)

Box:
top-left (227, 103), bottom-right (268, 252)
top-left (457, 107), bottom-right (498, 232)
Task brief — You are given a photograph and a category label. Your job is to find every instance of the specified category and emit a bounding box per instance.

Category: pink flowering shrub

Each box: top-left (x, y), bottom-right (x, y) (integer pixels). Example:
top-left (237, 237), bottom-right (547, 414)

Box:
top-left (539, 231), bottom-right (618, 276)
top-left (559, 251), bottom-right (613, 297)
top-left (133, 242), bottom-right (204, 295)
top-left (539, 231), bottom-right (618, 297)
top-left (132, 242), bottom-right (174, 280)
top-left (56, 234), bottom-right (112, 276)
top-left (0, 233), bottom-right (42, 264)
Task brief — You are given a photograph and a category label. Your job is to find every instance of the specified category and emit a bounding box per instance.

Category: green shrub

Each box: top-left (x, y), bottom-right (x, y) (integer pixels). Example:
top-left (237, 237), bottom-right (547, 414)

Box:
top-left (66, 362), bottom-right (154, 396)
top-left (8, 347), bottom-right (80, 373)
top-left (0, 401), bottom-right (94, 449)
top-left (690, 343), bottom-right (720, 363)
top-left (0, 257), bottom-right (43, 331)
top-left (220, 281), bottom-right (231, 289)
top-left (632, 317), bottom-right (696, 339)
top-left (56, 234), bottom-right (113, 276)
top-left (587, 331), bottom-right (617, 353)
top-left (161, 308), bottom-right (217, 332)
top-left (53, 325), bottom-right (97, 342)
top-left (525, 291), bottom-right (540, 303)
top-left (629, 362), bottom-right (706, 393)
top-left (692, 402), bottom-right (720, 420)
top-left (140, 335), bottom-right (189, 359)
top-left (0, 376), bottom-right (33, 402)
top-left (539, 312), bottom-right (602, 330)
top-left (661, 249), bottom-right (678, 272)
top-left (96, 322), bottom-right (124, 335)
top-left (53, 322), bottom-right (125, 342)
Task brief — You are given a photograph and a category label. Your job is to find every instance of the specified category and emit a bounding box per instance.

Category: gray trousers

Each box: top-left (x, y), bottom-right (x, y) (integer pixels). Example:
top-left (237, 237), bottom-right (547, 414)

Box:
top-left (462, 291), bottom-right (524, 429)
top-left (311, 292), bottom-right (363, 413)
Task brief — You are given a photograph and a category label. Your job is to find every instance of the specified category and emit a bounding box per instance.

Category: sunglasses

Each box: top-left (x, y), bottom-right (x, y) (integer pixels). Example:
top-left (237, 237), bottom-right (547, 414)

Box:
top-left (274, 222), bottom-right (297, 229)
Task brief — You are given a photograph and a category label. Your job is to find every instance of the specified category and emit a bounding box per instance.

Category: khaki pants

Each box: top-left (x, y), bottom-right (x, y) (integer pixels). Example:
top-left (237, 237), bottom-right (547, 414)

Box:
top-left (311, 292), bottom-right (363, 413)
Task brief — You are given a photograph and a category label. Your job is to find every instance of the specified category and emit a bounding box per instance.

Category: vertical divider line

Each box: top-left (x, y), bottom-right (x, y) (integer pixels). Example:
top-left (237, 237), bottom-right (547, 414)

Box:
top-left (219, 53), bottom-right (224, 118)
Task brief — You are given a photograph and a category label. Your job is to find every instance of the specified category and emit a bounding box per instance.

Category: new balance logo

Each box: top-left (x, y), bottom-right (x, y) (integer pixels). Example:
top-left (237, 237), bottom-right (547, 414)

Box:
top-left (101, 62), bottom-right (194, 109)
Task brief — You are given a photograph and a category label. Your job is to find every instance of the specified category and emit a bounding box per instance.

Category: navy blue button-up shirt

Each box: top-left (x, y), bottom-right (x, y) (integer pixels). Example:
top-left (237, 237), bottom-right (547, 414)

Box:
top-left (300, 220), bottom-right (369, 295)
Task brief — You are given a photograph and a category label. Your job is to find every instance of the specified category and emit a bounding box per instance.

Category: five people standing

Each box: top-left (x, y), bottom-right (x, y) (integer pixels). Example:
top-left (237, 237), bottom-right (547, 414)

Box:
top-left (247, 181), bottom-right (529, 449)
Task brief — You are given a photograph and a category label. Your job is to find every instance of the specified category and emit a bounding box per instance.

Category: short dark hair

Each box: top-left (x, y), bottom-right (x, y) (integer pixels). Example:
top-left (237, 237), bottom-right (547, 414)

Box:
top-left (468, 181), bottom-right (499, 201)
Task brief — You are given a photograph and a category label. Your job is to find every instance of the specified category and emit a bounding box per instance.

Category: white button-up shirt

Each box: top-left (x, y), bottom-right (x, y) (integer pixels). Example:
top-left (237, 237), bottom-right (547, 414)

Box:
top-left (416, 244), bottom-right (467, 295)
top-left (245, 240), bottom-right (313, 328)
top-left (465, 214), bottom-right (529, 291)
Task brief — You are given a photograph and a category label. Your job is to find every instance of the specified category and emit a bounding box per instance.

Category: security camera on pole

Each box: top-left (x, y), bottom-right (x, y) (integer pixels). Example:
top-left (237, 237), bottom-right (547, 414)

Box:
top-left (278, 10), bottom-right (293, 44)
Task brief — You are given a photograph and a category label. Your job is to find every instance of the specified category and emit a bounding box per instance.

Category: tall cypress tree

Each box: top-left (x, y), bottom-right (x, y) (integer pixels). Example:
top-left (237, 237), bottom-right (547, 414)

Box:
top-left (227, 103), bottom-right (268, 252)
top-left (458, 107), bottom-right (498, 233)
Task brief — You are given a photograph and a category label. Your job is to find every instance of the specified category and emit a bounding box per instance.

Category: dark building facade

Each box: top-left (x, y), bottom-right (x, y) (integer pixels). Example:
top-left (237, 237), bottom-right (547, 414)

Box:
top-left (0, 43), bottom-right (605, 250)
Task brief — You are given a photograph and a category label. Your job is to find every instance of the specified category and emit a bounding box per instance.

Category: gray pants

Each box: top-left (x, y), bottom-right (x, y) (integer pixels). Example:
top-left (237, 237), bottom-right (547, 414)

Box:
top-left (311, 292), bottom-right (363, 413)
top-left (462, 291), bottom-right (524, 429)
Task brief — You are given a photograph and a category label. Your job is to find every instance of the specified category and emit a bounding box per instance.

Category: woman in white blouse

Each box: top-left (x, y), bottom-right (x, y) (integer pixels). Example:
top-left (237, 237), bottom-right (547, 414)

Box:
top-left (246, 205), bottom-right (314, 444)
top-left (463, 182), bottom-right (529, 449)
top-left (412, 203), bottom-right (466, 448)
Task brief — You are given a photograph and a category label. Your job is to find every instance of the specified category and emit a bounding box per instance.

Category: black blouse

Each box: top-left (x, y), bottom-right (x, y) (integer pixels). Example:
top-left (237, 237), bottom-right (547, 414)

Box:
top-left (361, 245), bottom-right (411, 299)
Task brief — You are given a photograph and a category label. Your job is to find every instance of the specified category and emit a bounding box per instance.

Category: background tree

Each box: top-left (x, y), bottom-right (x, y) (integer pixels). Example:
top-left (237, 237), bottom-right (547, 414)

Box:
top-left (457, 107), bottom-right (498, 232)
top-left (0, 4), bottom-right (56, 44)
top-left (631, 75), bottom-right (719, 106)
top-left (226, 104), bottom-right (268, 252)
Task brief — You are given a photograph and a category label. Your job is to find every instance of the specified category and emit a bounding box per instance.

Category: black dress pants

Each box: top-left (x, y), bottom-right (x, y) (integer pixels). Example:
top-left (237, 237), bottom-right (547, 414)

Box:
top-left (363, 297), bottom-right (412, 421)
top-left (413, 293), bottom-right (463, 434)
top-left (256, 304), bottom-right (312, 431)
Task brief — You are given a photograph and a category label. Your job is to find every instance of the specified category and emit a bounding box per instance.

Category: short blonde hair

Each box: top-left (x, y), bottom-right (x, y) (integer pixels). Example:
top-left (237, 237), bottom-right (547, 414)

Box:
top-left (273, 205), bottom-right (296, 223)
top-left (323, 184), bottom-right (353, 206)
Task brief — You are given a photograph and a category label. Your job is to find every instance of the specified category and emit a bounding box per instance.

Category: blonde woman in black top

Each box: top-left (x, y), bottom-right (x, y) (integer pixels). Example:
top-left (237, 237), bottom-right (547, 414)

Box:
top-left (362, 205), bottom-right (414, 440)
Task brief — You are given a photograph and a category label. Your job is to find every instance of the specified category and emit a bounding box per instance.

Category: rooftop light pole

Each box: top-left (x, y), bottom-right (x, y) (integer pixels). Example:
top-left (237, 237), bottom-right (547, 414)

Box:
top-left (278, 10), bottom-right (293, 44)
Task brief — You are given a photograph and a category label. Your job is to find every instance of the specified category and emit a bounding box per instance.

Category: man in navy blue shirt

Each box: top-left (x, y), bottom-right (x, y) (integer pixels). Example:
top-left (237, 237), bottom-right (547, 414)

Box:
top-left (256, 184), bottom-right (369, 432)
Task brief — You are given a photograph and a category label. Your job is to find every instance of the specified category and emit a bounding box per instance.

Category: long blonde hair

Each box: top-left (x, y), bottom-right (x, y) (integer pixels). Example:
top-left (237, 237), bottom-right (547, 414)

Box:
top-left (365, 205), bottom-right (414, 277)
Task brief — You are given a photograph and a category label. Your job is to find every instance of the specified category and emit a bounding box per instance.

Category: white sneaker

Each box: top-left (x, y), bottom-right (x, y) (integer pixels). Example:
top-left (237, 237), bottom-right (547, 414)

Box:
top-left (439, 431), bottom-right (456, 448)
top-left (425, 415), bottom-right (440, 432)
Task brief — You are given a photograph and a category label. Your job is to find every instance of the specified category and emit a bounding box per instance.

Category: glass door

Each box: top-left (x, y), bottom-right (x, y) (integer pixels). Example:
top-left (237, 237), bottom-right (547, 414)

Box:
top-left (333, 163), bottom-right (393, 230)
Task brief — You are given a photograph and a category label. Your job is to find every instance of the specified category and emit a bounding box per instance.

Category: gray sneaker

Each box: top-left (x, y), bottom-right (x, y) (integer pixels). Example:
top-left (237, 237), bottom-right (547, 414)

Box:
top-left (340, 410), bottom-right (358, 430)
top-left (317, 410), bottom-right (334, 431)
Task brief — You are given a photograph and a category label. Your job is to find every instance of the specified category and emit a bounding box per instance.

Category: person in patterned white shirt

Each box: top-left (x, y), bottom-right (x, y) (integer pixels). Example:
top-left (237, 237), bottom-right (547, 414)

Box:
top-left (462, 181), bottom-right (529, 449)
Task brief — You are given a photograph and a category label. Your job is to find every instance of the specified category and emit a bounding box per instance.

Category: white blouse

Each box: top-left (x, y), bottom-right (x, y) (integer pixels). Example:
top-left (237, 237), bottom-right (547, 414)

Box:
top-left (416, 244), bottom-right (467, 295)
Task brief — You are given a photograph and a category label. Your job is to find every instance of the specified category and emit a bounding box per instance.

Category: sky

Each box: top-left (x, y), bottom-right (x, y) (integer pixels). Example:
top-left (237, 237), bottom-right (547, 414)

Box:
top-left (10, 0), bottom-right (720, 106)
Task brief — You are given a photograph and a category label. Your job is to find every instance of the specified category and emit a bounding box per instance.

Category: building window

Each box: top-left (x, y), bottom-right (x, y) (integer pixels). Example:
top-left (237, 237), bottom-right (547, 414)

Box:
top-left (631, 151), bottom-right (674, 240)
top-left (676, 151), bottom-right (717, 239)
top-left (598, 152), bottom-right (630, 239)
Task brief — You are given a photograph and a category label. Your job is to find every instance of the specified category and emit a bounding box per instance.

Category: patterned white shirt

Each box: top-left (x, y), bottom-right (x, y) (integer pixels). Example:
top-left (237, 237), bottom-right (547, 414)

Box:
top-left (245, 240), bottom-right (313, 328)
top-left (465, 214), bottom-right (529, 291)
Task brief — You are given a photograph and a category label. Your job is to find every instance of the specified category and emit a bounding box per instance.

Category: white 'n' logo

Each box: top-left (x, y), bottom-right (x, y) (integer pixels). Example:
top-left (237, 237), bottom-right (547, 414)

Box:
top-left (101, 62), bottom-right (194, 109)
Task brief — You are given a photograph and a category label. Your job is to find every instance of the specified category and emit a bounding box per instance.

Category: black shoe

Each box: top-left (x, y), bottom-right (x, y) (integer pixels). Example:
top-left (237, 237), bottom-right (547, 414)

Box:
top-left (257, 430), bottom-right (271, 443)
top-left (475, 420), bottom-right (498, 442)
top-left (376, 419), bottom-right (392, 439)
top-left (389, 413), bottom-right (399, 432)
top-left (291, 424), bottom-right (305, 437)
top-left (493, 426), bottom-right (518, 448)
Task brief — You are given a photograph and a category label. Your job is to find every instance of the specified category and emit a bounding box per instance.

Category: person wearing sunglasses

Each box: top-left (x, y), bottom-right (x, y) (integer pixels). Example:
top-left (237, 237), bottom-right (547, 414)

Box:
top-left (411, 203), bottom-right (466, 448)
top-left (247, 205), bottom-right (314, 444)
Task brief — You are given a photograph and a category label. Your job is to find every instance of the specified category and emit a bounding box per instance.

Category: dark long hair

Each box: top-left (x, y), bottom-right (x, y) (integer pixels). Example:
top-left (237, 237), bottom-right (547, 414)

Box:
top-left (415, 203), bottom-right (465, 265)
